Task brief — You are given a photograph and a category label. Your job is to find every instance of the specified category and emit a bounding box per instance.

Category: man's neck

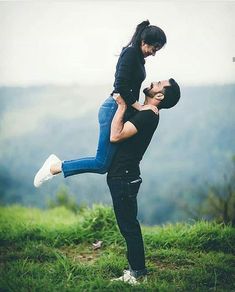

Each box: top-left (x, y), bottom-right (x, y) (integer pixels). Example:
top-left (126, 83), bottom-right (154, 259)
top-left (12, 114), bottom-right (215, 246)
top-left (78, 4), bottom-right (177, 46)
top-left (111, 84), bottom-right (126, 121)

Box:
top-left (144, 96), bottom-right (160, 107)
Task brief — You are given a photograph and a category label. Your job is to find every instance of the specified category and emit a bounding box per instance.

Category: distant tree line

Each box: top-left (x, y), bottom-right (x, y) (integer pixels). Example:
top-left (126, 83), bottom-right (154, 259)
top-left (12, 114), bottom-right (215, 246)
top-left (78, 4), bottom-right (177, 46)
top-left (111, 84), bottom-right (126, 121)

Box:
top-left (186, 156), bottom-right (235, 226)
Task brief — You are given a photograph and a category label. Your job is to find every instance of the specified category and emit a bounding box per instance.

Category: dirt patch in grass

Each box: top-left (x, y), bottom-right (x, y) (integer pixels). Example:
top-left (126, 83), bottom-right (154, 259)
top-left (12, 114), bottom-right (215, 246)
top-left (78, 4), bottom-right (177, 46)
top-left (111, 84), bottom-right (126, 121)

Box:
top-left (152, 259), bottom-right (193, 271)
top-left (59, 244), bottom-right (102, 264)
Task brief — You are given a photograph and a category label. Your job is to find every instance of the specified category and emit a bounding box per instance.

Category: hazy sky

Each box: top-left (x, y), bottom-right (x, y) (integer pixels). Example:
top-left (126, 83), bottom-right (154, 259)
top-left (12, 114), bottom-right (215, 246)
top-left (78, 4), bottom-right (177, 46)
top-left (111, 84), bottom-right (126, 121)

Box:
top-left (0, 1), bottom-right (235, 86)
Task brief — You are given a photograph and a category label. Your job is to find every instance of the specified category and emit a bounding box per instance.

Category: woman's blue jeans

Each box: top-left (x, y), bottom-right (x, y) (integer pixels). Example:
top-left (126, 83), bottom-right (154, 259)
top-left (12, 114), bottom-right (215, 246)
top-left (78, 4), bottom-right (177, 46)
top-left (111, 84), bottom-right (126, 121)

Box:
top-left (62, 96), bottom-right (118, 178)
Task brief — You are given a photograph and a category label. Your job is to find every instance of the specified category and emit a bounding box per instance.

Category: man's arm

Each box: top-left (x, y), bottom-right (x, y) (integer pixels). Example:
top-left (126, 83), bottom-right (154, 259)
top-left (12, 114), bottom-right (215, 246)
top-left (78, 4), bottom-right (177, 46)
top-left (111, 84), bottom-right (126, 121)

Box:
top-left (110, 96), bottom-right (138, 143)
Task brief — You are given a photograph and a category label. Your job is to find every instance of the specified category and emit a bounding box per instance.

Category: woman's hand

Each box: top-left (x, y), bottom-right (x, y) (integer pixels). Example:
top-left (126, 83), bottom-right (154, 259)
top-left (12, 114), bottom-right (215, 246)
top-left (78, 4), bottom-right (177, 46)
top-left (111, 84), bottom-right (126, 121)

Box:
top-left (140, 104), bottom-right (159, 115)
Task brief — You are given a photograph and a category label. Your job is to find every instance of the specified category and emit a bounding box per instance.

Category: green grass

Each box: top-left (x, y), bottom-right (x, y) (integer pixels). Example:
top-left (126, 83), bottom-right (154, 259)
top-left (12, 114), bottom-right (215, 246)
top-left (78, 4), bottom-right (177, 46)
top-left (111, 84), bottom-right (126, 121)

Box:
top-left (0, 205), bottom-right (235, 291)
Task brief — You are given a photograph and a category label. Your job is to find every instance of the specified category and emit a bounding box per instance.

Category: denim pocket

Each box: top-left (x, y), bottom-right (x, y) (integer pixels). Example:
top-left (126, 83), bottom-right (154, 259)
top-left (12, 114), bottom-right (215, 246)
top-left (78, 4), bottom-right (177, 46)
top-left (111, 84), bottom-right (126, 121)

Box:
top-left (126, 177), bottom-right (142, 199)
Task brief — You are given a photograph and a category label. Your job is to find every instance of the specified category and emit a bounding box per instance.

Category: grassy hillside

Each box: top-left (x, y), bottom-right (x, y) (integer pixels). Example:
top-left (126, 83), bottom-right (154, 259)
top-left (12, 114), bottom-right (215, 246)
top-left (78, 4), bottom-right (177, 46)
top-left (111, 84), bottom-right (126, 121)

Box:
top-left (0, 205), bottom-right (234, 291)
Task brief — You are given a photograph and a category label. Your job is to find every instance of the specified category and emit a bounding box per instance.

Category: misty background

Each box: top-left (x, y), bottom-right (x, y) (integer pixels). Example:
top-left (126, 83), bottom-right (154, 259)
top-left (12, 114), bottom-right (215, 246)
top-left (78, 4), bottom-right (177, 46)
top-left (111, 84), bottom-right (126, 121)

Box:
top-left (0, 1), bottom-right (235, 225)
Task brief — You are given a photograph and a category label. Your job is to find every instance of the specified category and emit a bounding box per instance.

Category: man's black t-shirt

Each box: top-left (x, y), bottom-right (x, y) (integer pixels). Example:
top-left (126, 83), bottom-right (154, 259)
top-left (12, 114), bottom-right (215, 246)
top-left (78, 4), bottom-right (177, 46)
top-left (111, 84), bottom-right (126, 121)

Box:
top-left (108, 110), bottom-right (159, 178)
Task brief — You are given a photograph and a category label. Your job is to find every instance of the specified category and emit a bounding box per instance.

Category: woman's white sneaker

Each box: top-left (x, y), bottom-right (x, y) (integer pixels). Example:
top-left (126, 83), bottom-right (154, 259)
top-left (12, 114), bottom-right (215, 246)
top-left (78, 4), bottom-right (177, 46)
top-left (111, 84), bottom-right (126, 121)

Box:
top-left (34, 154), bottom-right (60, 188)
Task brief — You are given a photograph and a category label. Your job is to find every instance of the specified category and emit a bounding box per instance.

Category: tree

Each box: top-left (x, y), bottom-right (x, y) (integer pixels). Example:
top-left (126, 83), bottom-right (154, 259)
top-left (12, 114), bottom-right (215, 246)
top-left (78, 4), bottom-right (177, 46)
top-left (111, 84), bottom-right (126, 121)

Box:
top-left (47, 185), bottom-right (85, 213)
top-left (193, 156), bottom-right (235, 226)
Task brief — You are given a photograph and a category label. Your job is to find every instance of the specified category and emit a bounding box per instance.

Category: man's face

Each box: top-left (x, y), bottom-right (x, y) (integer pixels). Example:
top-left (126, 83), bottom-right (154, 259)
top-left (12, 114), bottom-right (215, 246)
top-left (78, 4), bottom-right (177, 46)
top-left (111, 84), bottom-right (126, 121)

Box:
top-left (143, 80), bottom-right (170, 98)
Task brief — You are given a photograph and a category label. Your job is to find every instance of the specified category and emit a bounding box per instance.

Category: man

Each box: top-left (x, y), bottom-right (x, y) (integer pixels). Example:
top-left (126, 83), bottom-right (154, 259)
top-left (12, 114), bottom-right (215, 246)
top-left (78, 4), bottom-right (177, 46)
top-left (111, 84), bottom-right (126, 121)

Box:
top-left (107, 78), bottom-right (181, 285)
top-left (33, 78), bottom-right (180, 285)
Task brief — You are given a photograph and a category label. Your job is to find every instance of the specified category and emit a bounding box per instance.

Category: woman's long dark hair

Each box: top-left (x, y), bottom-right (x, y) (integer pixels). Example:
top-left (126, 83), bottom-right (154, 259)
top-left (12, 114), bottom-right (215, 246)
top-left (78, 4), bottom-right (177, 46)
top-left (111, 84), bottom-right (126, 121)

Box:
top-left (124, 20), bottom-right (167, 49)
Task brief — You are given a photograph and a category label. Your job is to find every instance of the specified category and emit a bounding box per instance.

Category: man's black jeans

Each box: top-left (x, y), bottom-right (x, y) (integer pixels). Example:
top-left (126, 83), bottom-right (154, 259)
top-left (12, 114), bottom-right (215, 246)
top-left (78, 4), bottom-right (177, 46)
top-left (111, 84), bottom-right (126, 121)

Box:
top-left (107, 176), bottom-right (147, 278)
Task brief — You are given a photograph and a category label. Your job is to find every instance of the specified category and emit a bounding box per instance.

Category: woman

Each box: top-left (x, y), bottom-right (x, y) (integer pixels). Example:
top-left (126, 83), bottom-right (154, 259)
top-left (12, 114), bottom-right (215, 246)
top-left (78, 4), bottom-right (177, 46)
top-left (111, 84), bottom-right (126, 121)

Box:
top-left (34, 20), bottom-right (166, 187)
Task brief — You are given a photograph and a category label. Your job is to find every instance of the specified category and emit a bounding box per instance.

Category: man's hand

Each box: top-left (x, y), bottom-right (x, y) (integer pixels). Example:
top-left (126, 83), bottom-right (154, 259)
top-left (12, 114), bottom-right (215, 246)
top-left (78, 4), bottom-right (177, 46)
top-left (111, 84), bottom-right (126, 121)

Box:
top-left (140, 104), bottom-right (159, 115)
top-left (114, 95), bottom-right (127, 109)
top-left (110, 94), bottom-right (137, 143)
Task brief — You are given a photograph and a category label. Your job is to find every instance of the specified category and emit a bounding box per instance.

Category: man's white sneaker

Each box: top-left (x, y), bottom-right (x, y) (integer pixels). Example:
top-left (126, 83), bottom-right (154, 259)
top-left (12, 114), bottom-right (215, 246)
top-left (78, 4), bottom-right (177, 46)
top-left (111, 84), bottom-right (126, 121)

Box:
top-left (111, 270), bottom-right (139, 285)
top-left (34, 154), bottom-right (61, 188)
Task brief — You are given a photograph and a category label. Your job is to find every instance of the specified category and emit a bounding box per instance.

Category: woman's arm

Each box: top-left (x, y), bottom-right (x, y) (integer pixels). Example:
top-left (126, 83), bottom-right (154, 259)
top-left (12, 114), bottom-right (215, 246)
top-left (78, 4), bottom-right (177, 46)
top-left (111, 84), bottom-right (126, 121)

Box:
top-left (114, 47), bottom-right (139, 106)
top-left (114, 47), bottom-right (158, 114)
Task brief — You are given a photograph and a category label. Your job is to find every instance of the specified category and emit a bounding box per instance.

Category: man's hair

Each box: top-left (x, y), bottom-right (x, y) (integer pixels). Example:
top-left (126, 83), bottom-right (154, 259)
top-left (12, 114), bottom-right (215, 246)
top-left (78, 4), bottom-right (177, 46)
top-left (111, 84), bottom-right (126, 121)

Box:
top-left (158, 78), bottom-right (181, 109)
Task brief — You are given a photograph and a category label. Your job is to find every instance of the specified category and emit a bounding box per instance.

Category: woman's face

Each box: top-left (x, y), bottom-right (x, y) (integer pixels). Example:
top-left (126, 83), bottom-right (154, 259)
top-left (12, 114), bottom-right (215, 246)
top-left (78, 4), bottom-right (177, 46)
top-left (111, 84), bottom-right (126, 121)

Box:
top-left (140, 41), bottom-right (161, 58)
